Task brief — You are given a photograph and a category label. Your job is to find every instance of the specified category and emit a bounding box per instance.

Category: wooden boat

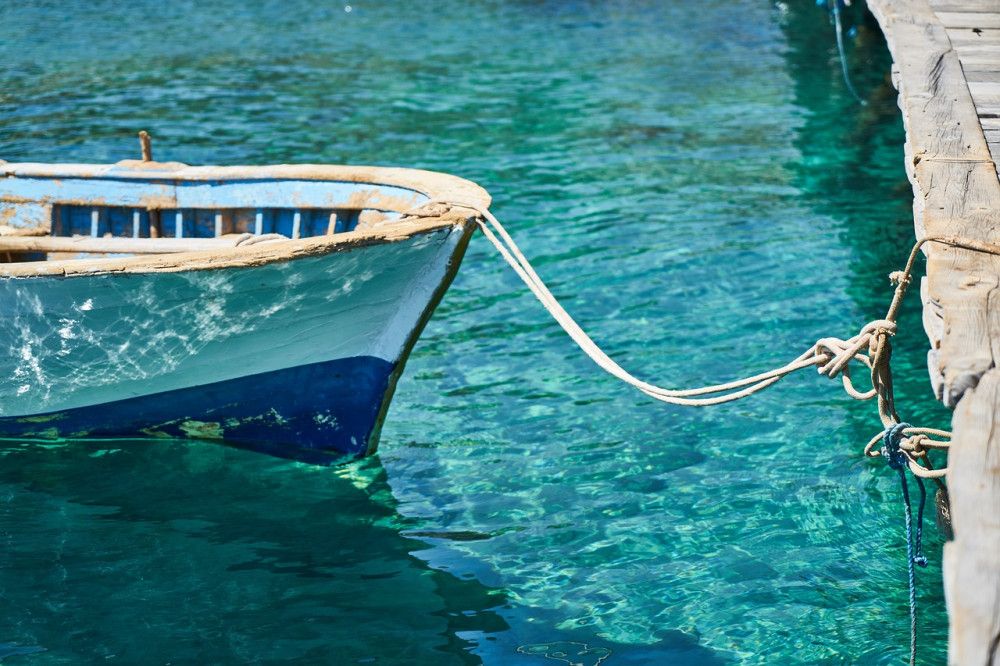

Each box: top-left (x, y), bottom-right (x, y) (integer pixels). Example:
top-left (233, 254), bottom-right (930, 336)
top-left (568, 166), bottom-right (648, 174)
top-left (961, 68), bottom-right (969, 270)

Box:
top-left (0, 148), bottom-right (490, 461)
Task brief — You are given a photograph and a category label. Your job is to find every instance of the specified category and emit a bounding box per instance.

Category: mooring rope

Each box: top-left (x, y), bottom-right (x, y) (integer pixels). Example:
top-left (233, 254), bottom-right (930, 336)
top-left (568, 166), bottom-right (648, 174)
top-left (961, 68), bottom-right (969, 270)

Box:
top-left (406, 202), bottom-right (1000, 471)
top-left (440, 203), bottom-right (894, 407)
top-left (402, 201), bottom-right (1000, 664)
top-left (828, 0), bottom-right (868, 106)
top-left (404, 199), bottom-right (1000, 664)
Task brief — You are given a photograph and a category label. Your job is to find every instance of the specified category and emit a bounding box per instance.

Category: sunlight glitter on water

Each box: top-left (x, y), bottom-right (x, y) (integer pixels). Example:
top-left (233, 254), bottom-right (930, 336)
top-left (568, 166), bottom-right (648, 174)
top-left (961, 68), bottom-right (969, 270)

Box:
top-left (0, 0), bottom-right (949, 663)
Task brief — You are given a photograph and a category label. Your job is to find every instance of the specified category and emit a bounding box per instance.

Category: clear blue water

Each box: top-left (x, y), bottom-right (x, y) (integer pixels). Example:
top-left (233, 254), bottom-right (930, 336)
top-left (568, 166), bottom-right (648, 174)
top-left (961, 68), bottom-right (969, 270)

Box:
top-left (0, 1), bottom-right (951, 663)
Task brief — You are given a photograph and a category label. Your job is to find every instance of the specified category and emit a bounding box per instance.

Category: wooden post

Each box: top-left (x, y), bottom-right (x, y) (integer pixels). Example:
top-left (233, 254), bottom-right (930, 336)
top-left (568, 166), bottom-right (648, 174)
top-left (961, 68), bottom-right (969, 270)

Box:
top-left (149, 210), bottom-right (161, 239)
top-left (866, 1), bottom-right (1000, 663)
top-left (138, 130), bottom-right (153, 162)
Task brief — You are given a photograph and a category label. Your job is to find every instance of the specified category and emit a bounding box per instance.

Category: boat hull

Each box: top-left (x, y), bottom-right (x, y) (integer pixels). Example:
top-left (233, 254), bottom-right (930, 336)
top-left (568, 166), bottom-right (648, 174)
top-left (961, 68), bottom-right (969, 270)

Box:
top-left (0, 223), bottom-right (473, 461)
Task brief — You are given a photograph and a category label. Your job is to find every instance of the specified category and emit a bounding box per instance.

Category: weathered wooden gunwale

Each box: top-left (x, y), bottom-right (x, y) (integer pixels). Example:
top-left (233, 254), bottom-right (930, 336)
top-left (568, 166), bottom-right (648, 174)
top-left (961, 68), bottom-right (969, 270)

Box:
top-left (0, 161), bottom-right (491, 278)
top-left (866, 0), bottom-right (1000, 663)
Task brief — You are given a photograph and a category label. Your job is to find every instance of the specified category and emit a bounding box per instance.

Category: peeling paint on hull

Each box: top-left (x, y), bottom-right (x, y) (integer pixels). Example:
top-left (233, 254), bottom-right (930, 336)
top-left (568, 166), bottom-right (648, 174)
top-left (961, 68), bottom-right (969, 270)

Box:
top-left (0, 356), bottom-right (395, 462)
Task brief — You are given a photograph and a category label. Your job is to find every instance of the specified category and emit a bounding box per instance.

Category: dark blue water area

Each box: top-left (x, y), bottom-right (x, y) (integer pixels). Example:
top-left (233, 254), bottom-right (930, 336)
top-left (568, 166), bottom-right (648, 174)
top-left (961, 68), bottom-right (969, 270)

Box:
top-left (0, 0), bottom-right (950, 663)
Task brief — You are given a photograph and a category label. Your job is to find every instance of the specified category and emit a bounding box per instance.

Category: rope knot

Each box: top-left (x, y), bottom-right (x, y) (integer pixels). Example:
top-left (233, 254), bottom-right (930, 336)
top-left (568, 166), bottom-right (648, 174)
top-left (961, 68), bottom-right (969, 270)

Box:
top-left (811, 319), bottom-right (898, 401)
top-left (901, 433), bottom-right (928, 456)
top-left (865, 318), bottom-right (897, 338)
top-left (881, 421), bottom-right (911, 471)
top-left (889, 270), bottom-right (911, 287)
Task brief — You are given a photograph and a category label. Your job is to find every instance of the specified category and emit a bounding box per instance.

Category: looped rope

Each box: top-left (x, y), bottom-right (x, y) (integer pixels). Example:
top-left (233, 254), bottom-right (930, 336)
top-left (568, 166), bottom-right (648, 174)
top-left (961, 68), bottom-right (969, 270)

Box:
top-left (864, 426), bottom-right (951, 479)
top-left (402, 201), bottom-right (1000, 666)
top-left (408, 201), bottom-right (973, 442)
top-left (814, 319), bottom-right (895, 400)
top-left (882, 422), bottom-right (911, 470)
top-left (407, 200), bottom-right (901, 409)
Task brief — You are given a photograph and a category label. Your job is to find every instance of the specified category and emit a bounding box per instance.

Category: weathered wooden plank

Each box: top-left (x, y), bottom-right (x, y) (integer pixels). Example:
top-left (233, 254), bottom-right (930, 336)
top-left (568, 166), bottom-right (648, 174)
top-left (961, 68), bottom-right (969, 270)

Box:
top-left (937, 11), bottom-right (1000, 27)
top-left (0, 235), bottom-right (267, 255)
top-left (920, 277), bottom-right (947, 398)
top-left (948, 27), bottom-right (1000, 44)
top-left (930, 0), bottom-right (1000, 10)
top-left (969, 81), bottom-right (1000, 97)
top-left (872, 9), bottom-right (992, 158)
top-left (868, 1), bottom-right (1000, 663)
top-left (945, 367), bottom-right (1000, 666)
top-left (983, 129), bottom-right (1000, 160)
top-left (931, 1), bottom-right (1000, 12)
top-left (869, 0), bottom-right (1000, 429)
top-left (921, 277), bottom-right (946, 348)
top-left (957, 53), bottom-right (1000, 65)
top-left (965, 69), bottom-right (1000, 83)
top-left (928, 250), bottom-right (1000, 405)
top-left (968, 96), bottom-right (1000, 113)
top-left (954, 43), bottom-right (1000, 58)
top-left (980, 154), bottom-right (999, 173)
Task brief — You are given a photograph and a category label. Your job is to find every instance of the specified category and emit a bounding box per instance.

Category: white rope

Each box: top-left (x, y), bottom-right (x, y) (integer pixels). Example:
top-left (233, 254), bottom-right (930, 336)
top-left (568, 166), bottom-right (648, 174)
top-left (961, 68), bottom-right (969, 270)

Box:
top-left (427, 202), bottom-right (890, 407)
top-left (404, 201), bottom-right (963, 484)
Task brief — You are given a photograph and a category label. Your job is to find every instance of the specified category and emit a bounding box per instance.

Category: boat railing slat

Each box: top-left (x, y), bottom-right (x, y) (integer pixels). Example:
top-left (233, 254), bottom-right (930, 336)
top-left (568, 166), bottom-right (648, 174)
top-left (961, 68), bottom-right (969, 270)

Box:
top-left (47, 205), bottom-right (364, 243)
top-left (3, 235), bottom-right (280, 255)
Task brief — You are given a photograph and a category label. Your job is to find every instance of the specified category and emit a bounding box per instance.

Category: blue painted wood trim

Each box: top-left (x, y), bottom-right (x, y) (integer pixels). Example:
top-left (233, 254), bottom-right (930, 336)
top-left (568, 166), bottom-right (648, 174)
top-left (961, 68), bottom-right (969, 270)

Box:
top-left (0, 177), bottom-right (427, 210)
top-left (49, 205), bottom-right (377, 238)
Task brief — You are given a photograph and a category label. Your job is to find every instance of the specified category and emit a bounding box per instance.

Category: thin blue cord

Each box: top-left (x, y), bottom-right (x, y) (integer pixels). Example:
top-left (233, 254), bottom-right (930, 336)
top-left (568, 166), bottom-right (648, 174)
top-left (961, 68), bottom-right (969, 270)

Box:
top-left (882, 422), bottom-right (928, 666)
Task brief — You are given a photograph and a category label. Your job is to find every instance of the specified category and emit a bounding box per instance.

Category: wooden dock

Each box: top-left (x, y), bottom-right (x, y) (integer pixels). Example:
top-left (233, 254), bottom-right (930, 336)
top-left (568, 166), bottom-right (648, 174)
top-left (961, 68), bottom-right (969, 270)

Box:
top-left (866, 0), bottom-right (1000, 663)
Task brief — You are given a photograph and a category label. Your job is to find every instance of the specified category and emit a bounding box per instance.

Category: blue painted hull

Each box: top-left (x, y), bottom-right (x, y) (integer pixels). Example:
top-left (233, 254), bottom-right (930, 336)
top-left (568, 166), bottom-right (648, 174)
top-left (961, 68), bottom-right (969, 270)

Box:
top-left (0, 356), bottom-right (396, 463)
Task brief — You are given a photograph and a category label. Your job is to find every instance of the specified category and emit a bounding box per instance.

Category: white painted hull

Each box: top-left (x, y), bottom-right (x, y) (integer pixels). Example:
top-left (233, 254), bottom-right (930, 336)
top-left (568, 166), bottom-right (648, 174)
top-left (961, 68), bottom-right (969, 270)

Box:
top-left (0, 223), bottom-right (473, 460)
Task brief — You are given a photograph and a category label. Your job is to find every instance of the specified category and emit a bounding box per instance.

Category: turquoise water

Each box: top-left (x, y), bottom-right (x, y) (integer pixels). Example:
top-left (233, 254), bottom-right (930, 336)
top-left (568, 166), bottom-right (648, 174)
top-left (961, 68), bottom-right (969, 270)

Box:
top-left (0, 1), bottom-right (952, 663)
